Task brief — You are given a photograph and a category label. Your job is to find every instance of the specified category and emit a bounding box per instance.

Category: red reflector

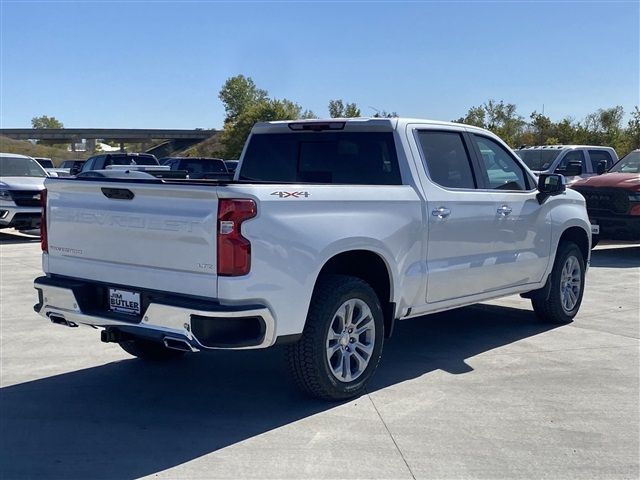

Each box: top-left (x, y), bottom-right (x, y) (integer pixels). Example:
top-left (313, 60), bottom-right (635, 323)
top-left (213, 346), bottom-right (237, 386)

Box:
top-left (217, 199), bottom-right (257, 276)
top-left (40, 189), bottom-right (48, 252)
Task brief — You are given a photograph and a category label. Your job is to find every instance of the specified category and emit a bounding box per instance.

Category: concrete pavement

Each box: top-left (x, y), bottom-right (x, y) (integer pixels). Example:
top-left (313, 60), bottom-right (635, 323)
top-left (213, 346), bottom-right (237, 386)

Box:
top-left (1, 230), bottom-right (638, 479)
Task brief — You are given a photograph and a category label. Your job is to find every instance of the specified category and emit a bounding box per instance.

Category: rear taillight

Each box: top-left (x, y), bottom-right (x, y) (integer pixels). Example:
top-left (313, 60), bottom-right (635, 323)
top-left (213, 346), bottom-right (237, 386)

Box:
top-left (217, 199), bottom-right (257, 276)
top-left (40, 189), bottom-right (48, 252)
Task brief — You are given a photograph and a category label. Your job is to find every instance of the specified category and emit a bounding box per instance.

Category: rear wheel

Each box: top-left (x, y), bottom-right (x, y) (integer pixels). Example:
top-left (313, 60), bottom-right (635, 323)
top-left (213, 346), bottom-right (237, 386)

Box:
top-left (531, 241), bottom-right (585, 324)
top-left (286, 274), bottom-right (384, 400)
top-left (119, 338), bottom-right (186, 361)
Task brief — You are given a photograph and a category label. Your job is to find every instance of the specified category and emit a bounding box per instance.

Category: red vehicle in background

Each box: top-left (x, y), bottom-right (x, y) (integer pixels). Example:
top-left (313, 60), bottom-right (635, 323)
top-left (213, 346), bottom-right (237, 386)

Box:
top-left (571, 150), bottom-right (640, 247)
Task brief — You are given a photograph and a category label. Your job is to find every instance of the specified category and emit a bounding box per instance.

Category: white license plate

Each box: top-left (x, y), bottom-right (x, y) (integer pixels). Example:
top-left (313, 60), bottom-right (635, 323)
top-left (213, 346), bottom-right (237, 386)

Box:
top-left (591, 223), bottom-right (600, 235)
top-left (108, 288), bottom-right (141, 315)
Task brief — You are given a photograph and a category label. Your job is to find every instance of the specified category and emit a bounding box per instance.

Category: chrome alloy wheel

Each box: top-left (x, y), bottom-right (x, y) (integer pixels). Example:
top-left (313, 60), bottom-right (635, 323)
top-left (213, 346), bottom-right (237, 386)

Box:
top-left (326, 298), bottom-right (376, 383)
top-left (560, 255), bottom-right (582, 313)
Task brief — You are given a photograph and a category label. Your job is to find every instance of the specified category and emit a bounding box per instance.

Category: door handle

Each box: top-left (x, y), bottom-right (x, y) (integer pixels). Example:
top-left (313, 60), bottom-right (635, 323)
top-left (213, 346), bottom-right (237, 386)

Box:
top-left (497, 205), bottom-right (512, 216)
top-left (431, 207), bottom-right (451, 219)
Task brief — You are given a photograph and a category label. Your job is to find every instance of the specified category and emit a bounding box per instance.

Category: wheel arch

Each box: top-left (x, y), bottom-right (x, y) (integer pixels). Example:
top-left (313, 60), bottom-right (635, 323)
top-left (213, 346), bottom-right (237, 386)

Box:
top-left (558, 225), bottom-right (590, 264)
top-left (315, 249), bottom-right (397, 338)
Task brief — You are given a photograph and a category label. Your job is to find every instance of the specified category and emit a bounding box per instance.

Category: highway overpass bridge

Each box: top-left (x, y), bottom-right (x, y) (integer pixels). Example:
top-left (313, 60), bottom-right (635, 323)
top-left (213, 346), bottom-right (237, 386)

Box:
top-left (0, 128), bottom-right (219, 157)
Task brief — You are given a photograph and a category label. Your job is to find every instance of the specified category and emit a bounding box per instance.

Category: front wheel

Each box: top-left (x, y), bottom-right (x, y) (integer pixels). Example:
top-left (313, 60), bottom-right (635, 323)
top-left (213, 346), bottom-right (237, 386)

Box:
top-left (532, 241), bottom-right (586, 324)
top-left (286, 274), bottom-right (384, 401)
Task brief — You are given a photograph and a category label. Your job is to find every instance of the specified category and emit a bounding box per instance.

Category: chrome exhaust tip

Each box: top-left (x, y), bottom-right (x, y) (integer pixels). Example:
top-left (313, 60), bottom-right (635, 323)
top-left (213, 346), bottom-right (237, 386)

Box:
top-left (163, 337), bottom-right (196, 352)
top-left (49, 313), bottom-right (78, 328)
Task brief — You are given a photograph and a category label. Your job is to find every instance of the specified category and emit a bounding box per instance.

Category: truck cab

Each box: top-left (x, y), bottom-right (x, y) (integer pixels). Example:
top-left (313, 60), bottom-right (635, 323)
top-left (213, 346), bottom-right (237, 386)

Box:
top-left (514, 145), bottom-right (618, 183)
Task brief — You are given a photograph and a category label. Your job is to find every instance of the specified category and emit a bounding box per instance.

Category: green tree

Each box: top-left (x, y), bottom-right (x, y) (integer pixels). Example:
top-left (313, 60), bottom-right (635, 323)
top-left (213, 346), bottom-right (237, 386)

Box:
top-left (220, 98), bottom-right (302, 158)
top-left (218, 75), bottom-right (268, 125)
top-left (328, 99), bottom-right (361, 118)
top-left (484, 100), bottom-right (525, 145)
top-left (529, 111), bottom-right (553, 144)
top-left (555, 118), bottom-right (577, 145)
top-left (456, 101), bottom-right (639, 153)
top-left (455, 105), bottom-right (486, 128)
top-left (372, 110), bottom-right (398, 118)
top-left (300, 109), bottom-right (318, 119)
top-left (626, 106), bottom-right (640, 152)
top-left (456, 100), bottom-right (525, 145)
top-left (31, 115), bottom-right (63, 129)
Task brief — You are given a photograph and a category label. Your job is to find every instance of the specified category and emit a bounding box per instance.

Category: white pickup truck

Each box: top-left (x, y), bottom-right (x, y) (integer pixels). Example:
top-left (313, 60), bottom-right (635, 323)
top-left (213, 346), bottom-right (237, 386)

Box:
top-left (34, 118), bottom-right (591, 400)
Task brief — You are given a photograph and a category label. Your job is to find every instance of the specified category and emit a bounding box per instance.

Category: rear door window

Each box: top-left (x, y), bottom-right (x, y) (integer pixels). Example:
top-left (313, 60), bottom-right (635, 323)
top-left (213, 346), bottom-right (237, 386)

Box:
top-left (589, 150), bottom-right (614, 170)
top-left (557, 150), bottom-right (588, 173)
top-left (416, 131), bottom-right (476, 189)
top-left (239, 132), bottom-right (401, 185)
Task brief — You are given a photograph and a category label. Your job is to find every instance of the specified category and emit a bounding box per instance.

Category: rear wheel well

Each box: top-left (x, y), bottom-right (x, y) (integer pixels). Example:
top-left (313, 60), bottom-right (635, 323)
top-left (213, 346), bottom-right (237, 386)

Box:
top-left (317, 250), bottom-right (395, 337)
top-left (559, 226), bottom-right (589, 263)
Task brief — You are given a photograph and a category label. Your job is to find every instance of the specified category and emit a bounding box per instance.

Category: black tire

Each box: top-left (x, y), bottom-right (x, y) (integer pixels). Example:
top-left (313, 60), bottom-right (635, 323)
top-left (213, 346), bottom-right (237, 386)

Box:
top-left (286, 274), bottom-right (385, 401)
top-left (119, 338), bottom-right (186, 361)
top-left (531, 241), bottom-right (585, 324)
top-left (591, 234), bottom-right (599, 249)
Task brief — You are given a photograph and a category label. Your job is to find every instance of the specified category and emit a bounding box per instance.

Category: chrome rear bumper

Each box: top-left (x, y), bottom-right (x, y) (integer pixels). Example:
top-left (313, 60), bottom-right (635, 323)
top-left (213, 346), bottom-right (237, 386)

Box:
top-left (34, 276), bottom-right (276, 350)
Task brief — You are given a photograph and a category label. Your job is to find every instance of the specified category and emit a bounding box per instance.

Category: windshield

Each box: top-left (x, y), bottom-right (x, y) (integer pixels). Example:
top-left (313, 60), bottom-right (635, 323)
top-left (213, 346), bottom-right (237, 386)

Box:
top-left (514, 150), bottom-right (563, 171)
top-left (0, 156), bottom-right (47, 177)
top-left (609, 150), bottom-right (640, 173)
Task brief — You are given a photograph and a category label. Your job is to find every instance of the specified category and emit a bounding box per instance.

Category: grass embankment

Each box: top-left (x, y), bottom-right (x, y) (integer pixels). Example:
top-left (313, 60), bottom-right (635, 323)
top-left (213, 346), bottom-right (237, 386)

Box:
top-left (0, 136), bottom-right (89, 166)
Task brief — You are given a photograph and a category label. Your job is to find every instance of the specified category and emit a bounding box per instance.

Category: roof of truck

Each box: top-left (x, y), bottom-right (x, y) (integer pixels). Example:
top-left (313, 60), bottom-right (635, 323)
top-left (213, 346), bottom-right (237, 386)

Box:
top-left (0, 152), bottom-right (33, 159)
top-left (515, 145), bottom-right (616, 150)
top-left (253, 117), bottom-right (490, 134)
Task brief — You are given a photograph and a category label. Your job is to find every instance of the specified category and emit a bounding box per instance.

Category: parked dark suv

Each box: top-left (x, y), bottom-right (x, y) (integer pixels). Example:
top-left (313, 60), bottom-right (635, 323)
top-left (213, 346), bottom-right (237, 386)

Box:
top-left (80, 153), bottom-right (158, 173)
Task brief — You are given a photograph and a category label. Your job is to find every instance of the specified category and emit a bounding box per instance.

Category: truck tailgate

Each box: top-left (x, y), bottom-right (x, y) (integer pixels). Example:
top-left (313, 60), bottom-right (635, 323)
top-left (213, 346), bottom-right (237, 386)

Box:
top-left (44, 179), bottom-right (219, 297)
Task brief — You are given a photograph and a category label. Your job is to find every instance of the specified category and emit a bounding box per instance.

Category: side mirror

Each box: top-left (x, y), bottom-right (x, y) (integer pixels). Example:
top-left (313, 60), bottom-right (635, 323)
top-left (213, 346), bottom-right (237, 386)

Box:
top-left (596, 160), bottom-right (607, 175)
top-left (559, 160), bottom-right (583, 177)
top-left (537, 173), bottom-right (566, 204)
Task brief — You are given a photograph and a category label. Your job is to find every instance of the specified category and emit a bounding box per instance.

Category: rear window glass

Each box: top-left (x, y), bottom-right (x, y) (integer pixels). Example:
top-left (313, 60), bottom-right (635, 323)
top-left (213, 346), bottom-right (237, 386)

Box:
top-left (110, 155), bottom-right (157, 166)
top-left (177, 159), bottom-right (227, 174)
top-left (239, 132), bottom-right (402, 185)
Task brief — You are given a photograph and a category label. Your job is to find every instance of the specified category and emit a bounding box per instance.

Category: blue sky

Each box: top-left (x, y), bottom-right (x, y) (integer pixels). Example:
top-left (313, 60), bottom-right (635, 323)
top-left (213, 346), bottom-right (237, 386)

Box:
top-left (1, 1), bottom-right (638, 129)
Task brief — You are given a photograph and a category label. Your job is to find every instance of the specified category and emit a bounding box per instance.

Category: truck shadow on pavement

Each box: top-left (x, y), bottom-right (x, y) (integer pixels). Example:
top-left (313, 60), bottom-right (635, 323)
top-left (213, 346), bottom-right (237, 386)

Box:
top-left (0, 304), bottom-right (557, 479)
top-left (590, 245), bottom-right (640, 268)
top-left (0, 231), bottom-right (40, 244)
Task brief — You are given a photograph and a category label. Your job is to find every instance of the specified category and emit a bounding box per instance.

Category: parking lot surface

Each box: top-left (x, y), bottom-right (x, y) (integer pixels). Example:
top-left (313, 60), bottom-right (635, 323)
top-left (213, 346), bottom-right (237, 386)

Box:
top-left (1, 230), bottom-right (638, 479)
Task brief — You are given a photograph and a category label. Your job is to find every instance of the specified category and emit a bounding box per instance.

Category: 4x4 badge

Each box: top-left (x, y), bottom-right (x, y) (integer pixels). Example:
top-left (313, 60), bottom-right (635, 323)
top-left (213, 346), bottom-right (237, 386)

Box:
top-left (270, 191), bottom-right (310, 198)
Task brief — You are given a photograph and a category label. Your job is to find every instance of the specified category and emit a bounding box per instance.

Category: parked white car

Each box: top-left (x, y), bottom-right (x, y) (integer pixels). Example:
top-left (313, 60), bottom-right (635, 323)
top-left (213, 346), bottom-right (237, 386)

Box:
top-left (0, 153), bottom-right (46, 231)
top-left (514, 145), bottom-right (618, 183)
top-left (34, 118), bottom-right (591, 400)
